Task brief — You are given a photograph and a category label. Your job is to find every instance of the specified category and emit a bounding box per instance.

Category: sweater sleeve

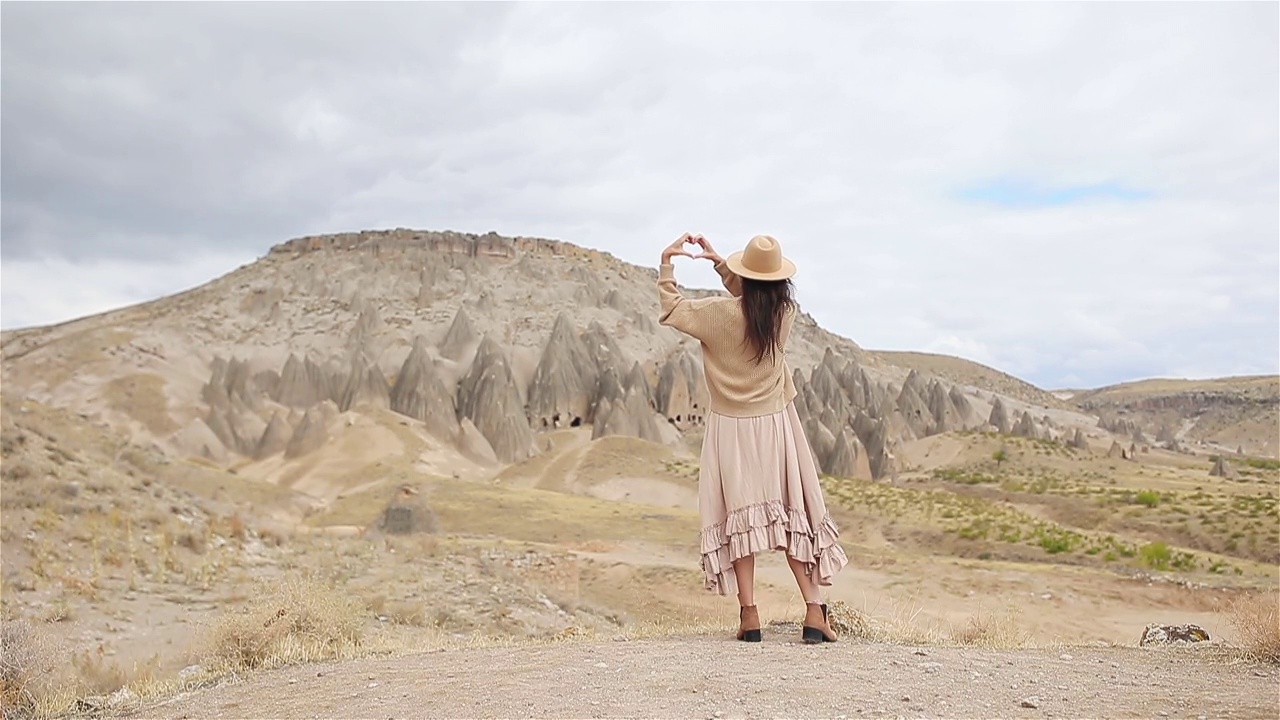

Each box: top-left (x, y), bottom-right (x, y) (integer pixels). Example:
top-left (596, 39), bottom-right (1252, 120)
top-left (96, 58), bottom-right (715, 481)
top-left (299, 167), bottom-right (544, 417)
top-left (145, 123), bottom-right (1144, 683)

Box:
top-left (657, 263), bottom-right (721, 340)
top-left (714, 261), bottom-right (743, 297)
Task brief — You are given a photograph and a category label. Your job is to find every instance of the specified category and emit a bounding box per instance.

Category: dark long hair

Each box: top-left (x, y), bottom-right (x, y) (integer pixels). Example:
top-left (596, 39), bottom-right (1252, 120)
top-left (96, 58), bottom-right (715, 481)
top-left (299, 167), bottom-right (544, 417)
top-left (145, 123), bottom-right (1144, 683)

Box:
top-left (740, 277), bottom-right (796, 364)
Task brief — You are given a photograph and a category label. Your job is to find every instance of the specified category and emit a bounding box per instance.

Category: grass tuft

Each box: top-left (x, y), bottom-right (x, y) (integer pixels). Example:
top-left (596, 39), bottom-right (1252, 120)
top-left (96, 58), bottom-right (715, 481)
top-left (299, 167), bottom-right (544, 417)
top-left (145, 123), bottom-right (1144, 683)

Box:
top-left (1228, 590), bottom-right (1280, 664)
top-left (0, 620), bottom-right (61, 720)
top-left (203, 576), bottom-right (366, 673)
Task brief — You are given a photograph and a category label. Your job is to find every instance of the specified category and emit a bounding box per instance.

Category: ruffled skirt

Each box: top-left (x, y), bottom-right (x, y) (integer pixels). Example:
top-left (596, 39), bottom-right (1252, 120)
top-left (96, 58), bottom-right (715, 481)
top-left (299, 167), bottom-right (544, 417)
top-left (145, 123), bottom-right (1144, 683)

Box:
top-left (698, 401), bottom-right (849, 596)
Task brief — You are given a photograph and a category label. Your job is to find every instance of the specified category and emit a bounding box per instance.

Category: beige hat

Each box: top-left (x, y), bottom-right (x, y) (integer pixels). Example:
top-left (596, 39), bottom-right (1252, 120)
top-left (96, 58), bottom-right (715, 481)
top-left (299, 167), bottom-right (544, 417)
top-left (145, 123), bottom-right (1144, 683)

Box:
top-left (725, 235), bottom-right (797, 281)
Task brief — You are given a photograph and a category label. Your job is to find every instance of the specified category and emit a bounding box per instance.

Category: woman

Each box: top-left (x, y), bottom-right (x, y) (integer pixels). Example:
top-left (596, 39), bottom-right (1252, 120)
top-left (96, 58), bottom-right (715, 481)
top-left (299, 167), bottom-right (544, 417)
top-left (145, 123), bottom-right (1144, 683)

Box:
top-left (657, 232), bottom-right (848, 644)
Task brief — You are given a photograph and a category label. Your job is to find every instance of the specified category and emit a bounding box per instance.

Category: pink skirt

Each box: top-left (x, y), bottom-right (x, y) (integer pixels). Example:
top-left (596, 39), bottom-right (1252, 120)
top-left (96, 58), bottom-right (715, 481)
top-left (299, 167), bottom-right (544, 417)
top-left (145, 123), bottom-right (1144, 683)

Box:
top-left (698, 401), bottom-right (849, 596)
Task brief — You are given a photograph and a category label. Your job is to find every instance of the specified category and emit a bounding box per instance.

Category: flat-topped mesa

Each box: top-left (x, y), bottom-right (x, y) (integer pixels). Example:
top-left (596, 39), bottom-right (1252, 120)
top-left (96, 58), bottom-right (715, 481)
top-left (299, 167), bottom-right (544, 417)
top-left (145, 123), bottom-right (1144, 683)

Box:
top-left (267, 228), bottom-right (625, 267)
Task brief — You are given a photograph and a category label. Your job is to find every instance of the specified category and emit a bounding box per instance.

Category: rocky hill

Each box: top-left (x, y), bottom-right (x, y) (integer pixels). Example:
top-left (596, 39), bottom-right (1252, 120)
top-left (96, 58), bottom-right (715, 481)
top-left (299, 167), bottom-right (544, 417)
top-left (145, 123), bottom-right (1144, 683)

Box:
top-left (1065, 376), bottom-right (1279, 458)
top-left (0, 229), bottom-right (1104, 497)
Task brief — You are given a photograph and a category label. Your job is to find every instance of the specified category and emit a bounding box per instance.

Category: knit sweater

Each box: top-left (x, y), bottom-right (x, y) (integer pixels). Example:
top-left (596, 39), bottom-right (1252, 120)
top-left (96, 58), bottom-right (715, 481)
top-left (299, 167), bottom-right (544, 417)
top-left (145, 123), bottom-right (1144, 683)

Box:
top-left (657, 261), bottom-right (798, 418)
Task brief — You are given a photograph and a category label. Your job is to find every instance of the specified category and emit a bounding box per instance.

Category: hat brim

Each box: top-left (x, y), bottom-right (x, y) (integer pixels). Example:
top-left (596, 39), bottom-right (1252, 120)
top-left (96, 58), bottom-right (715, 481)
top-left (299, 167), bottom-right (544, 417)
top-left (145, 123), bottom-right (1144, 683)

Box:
top-left (725, 251), bottom-right (797, 281)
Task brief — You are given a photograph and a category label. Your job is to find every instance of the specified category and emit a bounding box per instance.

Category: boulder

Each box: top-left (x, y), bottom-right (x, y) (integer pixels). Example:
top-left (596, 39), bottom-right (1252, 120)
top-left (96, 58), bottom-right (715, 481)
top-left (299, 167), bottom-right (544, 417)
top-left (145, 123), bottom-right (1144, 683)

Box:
top-left (377, 485), bottom-right (439, 535)
top-left (1139, 623), bottom-right (1210, 647)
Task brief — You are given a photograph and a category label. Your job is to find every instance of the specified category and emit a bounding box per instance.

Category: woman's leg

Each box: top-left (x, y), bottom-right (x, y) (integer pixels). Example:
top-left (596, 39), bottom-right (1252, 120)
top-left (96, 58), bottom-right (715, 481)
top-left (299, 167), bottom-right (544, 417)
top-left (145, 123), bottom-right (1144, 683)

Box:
top-left (789, 555), bottom-right (838, 643)
top-left (732, 554), bottom-right (756, 607)
top-left (786, 555), bottom-right (822, 605)
top-left (733, 554), bottom-right (761, 641)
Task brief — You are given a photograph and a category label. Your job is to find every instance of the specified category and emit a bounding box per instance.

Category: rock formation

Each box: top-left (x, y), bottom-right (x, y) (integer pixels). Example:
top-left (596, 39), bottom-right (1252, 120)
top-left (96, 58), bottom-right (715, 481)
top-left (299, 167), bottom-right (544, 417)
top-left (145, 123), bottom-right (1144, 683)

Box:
top-left (592, 388), bottom-right (662, 443)
top-left (527, 314), bottom-right (600, 427)
top-left (1209, 455), bottom-right (1239, 479)
top-left (254, 411), bottom-right (291, 459)
top-left (390, 339), bottom-right (458, 440)
top-left (623, 362), bottom-right (655, 409)
top-left (274, 354), bottom-right (339, 409)
top-left (1012, 411), bottom-right (1038, 439)
top-left (825, 428), bottom-right (873, 480)
top-left (285, 405), bottom-right (330, 458)
top-left (337, 354), bottom-right (391, 412)
top-left (1107, 440), bottom-right (1126, 459)
top-left (1069, 428), bottom-right (1089, 451)
top-left (439, 307), bottom-right (478, 362)
top-left (456, 418), bottom-right (499, 465)
top-left (989, 398), bottom-right (1011, 434)
top-left (656, 349), bottom-right (705, 427)
top-left (456, 337), bottom-right (535, 462)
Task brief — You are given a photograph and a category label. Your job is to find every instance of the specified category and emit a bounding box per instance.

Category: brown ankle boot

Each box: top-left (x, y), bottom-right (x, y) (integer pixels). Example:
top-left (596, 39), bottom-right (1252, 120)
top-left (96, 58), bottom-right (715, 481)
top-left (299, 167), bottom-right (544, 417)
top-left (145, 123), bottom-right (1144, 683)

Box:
top-left (802, 602), bottom-right (838, 644)
top-left (737, 605), bottom-right (762, 642)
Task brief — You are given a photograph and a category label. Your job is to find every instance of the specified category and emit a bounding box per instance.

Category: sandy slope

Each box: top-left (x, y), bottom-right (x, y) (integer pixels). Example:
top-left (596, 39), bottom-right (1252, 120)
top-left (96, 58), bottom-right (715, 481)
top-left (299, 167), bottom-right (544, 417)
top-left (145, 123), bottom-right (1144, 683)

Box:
top-left (129, 638), bottom-right (1277, 719)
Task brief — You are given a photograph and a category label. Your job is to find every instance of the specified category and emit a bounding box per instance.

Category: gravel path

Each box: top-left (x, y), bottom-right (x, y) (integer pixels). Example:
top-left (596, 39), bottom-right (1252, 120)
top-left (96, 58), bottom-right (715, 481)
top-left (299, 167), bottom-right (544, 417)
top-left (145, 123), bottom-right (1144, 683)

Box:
top-left (131, 637), bottom-right (1278, 719)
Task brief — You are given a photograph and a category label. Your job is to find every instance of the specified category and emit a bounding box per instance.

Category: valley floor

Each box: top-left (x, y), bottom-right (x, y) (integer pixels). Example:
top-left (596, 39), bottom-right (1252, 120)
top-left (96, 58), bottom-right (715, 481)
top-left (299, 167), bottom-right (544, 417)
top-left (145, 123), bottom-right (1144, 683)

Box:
top-left (129, 637), bottom-right (1278, 720)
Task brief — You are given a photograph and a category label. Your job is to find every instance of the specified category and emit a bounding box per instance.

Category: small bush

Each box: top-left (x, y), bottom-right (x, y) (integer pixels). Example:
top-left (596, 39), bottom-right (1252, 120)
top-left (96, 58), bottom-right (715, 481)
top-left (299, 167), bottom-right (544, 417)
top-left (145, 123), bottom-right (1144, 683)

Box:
top-left (204, 576), bottom-right (365, 673)
top-left (1228, 591), bottom-right (1280, 664)
top-left (1140, 542), bottom-right (1173, 570)
top-left (0, 620), bottom-right (60, 720)
top-left (1134, 490), bottom-right (1161, 508)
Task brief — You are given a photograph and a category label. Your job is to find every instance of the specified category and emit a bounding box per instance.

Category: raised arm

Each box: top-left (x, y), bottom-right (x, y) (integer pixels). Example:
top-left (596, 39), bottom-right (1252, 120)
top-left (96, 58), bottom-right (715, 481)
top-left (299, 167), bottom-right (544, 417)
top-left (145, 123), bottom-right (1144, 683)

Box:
top-left (657, 234), bottom-right (721, 340)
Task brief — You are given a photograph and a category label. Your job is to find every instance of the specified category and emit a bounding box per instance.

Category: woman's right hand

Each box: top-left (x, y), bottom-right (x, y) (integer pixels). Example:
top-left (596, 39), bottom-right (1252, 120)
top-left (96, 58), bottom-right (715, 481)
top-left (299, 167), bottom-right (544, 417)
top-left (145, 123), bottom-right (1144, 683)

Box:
top-left (693, 236), bottom-right (725, 265)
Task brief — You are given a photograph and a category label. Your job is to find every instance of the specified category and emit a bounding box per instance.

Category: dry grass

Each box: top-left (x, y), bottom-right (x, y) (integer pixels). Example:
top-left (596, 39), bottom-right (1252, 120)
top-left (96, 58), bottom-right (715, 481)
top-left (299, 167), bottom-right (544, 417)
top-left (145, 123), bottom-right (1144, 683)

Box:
top-left (103, 373), bottom-right (179, 436)
top-left (202, 576), bottom-right (366, 673)
top-left (948, 606), bottom-right (1032, 648)
top-left (1228, 590), bottom-right (1280, 664)
top-left (0, 620), bottom-right (61, 720)
top-left (309, 475), bottom-right (700, 548)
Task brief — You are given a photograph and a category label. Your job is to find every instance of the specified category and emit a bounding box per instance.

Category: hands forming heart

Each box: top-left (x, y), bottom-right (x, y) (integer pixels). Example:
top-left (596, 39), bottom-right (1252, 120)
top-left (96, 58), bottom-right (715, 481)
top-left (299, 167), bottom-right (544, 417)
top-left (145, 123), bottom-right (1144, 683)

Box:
top-left (663, 233), bottom-right (725, 265)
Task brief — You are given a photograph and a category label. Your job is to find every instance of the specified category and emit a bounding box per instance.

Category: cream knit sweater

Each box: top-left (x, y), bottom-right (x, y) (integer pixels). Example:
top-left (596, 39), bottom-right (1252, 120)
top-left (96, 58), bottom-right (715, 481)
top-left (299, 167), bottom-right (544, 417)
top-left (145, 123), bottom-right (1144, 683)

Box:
top-left (657, 261), bottom-right (798, 418)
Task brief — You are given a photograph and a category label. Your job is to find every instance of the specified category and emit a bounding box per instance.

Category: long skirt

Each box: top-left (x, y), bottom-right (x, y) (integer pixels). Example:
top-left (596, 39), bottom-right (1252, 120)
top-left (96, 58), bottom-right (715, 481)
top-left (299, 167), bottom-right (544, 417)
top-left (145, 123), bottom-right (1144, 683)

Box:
top-left (697, 401), bottom-right (849, 596)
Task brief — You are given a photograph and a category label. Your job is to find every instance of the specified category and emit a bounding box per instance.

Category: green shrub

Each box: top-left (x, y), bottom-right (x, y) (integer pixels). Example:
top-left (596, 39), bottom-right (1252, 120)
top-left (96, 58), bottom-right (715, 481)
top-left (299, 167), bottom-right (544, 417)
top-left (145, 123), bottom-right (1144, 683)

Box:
top-left (1134, 490), bottom-right (1161, 508)
top-left (1140, 542), bottom-right (1172, 570)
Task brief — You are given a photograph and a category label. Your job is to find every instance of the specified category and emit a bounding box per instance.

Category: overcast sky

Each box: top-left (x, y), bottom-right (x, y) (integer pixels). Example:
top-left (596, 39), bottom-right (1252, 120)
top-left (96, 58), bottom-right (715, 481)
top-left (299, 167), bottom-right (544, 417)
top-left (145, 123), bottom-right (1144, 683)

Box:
top-left (2, 2), bottom-right (1276, 389)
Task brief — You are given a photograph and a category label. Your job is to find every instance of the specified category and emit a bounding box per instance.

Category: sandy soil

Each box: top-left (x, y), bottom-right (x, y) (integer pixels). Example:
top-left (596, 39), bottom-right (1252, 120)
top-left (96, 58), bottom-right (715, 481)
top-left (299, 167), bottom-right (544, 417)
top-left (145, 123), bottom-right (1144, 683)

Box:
top-left (129, 638), bottom-right (1278, 720)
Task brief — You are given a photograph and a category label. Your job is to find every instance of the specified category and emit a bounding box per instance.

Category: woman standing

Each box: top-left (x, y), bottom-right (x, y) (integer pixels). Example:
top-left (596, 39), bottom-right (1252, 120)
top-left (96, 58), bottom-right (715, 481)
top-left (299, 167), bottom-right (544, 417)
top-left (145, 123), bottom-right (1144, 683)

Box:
top-left (657, 232), bottom-right (848, 644)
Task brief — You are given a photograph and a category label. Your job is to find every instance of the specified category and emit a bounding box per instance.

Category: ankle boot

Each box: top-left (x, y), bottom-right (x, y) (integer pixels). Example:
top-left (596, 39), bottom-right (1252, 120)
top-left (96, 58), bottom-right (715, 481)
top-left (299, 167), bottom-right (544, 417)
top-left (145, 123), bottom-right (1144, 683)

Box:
top-left (802, 602), bottom-right (838, 644)
top-left (737, 605), bottom-right (762, 642)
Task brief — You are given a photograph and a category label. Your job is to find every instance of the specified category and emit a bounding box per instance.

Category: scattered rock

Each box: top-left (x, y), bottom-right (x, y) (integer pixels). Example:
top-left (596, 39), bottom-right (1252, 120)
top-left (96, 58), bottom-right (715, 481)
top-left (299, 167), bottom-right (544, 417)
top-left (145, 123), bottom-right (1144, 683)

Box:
top-left (1020, 697), bottom-right (1041, 709)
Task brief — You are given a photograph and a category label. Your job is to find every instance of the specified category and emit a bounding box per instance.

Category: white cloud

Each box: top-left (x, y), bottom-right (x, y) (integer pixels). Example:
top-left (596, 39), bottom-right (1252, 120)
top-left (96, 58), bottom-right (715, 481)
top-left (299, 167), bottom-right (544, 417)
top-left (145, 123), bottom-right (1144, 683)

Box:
top-left (1, 1), bottom-right (1275, 388)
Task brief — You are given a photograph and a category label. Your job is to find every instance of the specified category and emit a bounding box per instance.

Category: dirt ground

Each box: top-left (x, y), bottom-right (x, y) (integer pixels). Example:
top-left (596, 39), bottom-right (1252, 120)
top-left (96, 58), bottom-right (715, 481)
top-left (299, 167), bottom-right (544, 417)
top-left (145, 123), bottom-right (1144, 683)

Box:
top-left (128, 637), bottom-right (1278, 720)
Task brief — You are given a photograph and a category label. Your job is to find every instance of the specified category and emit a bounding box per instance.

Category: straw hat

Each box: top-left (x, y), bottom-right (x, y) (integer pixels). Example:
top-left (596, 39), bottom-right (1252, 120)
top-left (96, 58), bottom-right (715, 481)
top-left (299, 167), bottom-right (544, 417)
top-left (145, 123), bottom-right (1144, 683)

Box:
top-left (725, 235), bottom-right (797, 281)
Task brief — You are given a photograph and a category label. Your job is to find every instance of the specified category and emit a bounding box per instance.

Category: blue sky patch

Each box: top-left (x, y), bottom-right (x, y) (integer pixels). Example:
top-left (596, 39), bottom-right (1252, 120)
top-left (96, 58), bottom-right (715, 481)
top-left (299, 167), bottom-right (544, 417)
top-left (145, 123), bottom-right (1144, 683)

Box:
top-left (956, 178), bottom-right (1152, 208)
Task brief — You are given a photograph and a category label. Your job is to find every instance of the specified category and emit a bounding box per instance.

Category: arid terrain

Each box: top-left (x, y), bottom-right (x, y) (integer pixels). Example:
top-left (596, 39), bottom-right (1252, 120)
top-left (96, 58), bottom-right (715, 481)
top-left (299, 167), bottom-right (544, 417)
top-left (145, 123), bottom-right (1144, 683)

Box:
top-left (1, 229), bottom-right (1276, 718)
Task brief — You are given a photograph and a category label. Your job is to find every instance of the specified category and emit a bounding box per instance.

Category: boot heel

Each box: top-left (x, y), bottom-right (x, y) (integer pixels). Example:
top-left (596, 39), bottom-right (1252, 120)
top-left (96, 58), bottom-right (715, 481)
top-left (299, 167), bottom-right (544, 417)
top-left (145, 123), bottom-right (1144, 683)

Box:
top-left (738, 629), bottom-right (762, 643)
top-left (802, 626), bottom-right (824, 644)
